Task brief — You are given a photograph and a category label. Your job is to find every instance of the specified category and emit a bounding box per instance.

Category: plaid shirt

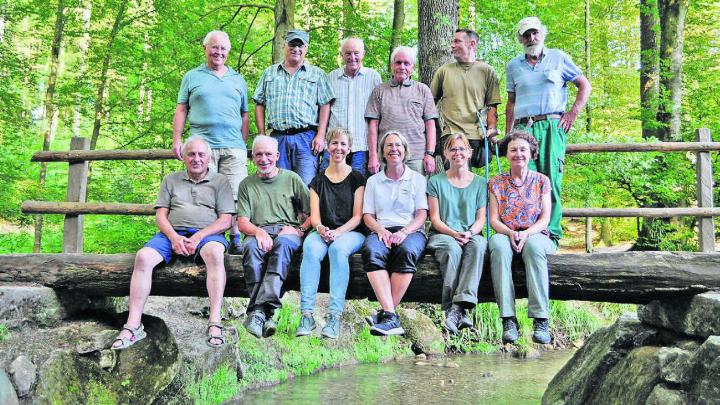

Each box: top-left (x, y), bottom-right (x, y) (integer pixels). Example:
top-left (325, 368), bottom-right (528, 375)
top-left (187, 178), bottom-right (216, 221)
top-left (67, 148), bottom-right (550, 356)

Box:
top-left (253, 62), bottom-right (335, 131)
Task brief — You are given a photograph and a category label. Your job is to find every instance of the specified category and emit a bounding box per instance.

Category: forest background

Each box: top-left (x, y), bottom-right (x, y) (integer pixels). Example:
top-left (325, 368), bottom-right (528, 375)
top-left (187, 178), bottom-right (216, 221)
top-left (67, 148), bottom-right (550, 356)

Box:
top-left (0, 0), bottom-right (717, 254)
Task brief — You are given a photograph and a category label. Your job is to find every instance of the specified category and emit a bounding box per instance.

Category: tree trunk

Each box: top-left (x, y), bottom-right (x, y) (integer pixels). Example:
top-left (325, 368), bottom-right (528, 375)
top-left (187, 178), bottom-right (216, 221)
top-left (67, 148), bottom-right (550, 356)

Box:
top-left (272, 0), bottom-right (295, 64)
top-left (388, 0), bottom-right (404, 69)
top-left (584, 0), bottom-right (592, 133)
top-left (1, 252), bottom-right (719, 304)
top-left (89, 0), bottom-right (128, 150)
top-left (417, 0), bottom-right (458, 85)
top-left (640, 0), bottom-right (659, 140)
top-left (73, 0), bottom-right (92, 138)
top-left (34, 0), bottom-right (66, 253)
top-left (656, 0), bottom-right (688, 141)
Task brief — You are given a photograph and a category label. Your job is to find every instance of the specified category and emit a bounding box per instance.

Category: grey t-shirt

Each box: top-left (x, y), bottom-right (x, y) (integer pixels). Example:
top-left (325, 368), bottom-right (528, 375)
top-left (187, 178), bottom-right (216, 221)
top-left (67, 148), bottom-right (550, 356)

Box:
top-left (236, 169), bottom-right (310, 227)
top-left (155, 170), bottom-right (236, 229)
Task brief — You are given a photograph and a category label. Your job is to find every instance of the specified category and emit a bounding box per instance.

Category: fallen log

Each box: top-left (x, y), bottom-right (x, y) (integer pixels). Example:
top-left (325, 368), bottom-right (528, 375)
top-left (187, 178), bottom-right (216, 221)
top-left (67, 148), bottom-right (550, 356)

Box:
top-left (0, 252), bottom-right (719, 304)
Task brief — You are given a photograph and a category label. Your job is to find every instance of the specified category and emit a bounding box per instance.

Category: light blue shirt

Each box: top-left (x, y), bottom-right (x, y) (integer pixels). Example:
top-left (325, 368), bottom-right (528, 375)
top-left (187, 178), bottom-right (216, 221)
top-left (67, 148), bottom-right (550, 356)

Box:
top-left (253, 62), bottom-right (335, 131)
top-left (328, 66), bottom-right (382, 152)
top-left (177, 64), bottom-right (249, 149)
top-left (506, 48), bottom-right (582, 119)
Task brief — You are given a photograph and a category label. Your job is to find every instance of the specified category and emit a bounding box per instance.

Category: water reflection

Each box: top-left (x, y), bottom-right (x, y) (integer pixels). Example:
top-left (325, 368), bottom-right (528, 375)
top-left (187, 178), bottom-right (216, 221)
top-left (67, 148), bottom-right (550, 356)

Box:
top-left (236, 350), bottom-right (574, 404)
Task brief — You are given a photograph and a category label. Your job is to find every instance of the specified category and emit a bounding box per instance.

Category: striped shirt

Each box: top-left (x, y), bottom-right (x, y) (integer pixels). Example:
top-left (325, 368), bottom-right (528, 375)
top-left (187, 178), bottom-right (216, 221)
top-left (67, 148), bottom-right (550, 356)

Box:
top-left (506, 48), bottom-right (582, 119)
top-left (328, 66), bottom-right (382, 152)
top-left (253, 62), bottom-right (335, 131)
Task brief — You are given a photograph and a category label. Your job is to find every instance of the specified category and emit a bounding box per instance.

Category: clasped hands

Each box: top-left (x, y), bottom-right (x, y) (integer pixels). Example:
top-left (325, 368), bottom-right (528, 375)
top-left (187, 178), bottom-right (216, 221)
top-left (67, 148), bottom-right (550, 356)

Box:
top-left (511, 230), bottom-right (529, 253)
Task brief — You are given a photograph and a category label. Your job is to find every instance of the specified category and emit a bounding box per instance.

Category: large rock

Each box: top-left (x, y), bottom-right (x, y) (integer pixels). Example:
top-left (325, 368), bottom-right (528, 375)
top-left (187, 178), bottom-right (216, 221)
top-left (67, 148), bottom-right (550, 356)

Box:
top-left (592, 346), bottom-right (662, 403)
top-left (0, 370), bottom-right (19, 405)
top-left (542, 313), bottom-right (660, 405)
top-left (683, 336), bottom-right (720, 402)
top-left (638, 291), bottom-right (720, 339)
top-left (0, 286), bottom-right (68, 328)
top-left (8, 355), bottom-right (36, 397)
top-left (398, 308), bottom-right (444, 355)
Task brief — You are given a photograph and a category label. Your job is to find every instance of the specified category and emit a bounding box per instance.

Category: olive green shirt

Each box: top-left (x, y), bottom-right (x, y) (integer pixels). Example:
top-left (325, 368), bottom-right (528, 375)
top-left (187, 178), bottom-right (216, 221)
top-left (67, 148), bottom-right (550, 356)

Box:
top-left (155, 170), bottom-right (236, 229)
top-left (236, 169), bottom-right (310, 227)
top-left (430, 62), bottom-right (501, 139)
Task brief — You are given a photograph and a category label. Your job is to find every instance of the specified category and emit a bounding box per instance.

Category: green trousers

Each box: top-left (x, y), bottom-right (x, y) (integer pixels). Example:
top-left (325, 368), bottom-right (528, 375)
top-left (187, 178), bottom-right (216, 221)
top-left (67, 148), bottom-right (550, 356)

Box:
top-left (516, 119), bottom-right (566, 242)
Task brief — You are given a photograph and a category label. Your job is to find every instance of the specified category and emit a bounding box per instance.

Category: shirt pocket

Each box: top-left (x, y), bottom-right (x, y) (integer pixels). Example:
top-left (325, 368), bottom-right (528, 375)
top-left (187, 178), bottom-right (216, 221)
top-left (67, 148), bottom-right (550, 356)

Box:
top-left (409, 100), bottom-right (424, 118)
top-left (543, 70), bottom-right (564, 86)
top-left (194, 190), bottom-right (217, 210)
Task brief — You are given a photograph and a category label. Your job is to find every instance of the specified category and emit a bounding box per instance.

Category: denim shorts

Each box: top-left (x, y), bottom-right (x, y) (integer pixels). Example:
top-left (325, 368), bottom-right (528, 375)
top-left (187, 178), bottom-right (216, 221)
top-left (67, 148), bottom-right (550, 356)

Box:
top-left (144, 228), bottom-right (228, 264)
top-left (362, 226), bottom-right (427, 273)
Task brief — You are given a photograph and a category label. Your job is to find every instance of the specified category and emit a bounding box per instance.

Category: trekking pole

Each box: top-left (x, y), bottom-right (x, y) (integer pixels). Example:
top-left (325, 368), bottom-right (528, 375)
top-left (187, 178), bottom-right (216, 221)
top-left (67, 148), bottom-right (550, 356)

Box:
top-left (477, 109), bottom-right (491, 241)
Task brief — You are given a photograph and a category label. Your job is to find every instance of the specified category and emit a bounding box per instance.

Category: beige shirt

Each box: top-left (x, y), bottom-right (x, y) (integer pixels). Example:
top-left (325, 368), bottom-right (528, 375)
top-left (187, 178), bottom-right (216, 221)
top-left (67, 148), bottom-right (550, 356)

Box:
top-left (430, 62), bottom-right (501, 139)
top-left (155, 170), bottom-right (236, 229)
top-left (365, 79), bottom-right (438, 160)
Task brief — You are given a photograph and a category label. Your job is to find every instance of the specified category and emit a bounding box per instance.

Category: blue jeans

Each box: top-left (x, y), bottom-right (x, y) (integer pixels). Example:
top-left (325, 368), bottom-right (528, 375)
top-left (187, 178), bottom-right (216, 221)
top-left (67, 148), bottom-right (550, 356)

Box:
top-left (299, 231), bottom-right (365, 314)
top-left (272, 130), bottom-right (319, 185)
top-left (320, 150), bottom-right (369, 177)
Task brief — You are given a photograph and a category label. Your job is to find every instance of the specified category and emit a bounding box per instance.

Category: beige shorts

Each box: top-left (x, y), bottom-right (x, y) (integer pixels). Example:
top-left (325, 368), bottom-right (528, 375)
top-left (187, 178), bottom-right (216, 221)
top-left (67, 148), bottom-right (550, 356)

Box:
top-left (209, 148), bottom-right (248, 199)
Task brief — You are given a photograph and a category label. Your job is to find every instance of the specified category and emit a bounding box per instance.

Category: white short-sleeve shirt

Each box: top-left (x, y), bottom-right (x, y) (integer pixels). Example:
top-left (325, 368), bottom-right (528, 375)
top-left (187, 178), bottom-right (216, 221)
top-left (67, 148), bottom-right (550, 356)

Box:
top-left (363, 166), bottom-right (428, 228)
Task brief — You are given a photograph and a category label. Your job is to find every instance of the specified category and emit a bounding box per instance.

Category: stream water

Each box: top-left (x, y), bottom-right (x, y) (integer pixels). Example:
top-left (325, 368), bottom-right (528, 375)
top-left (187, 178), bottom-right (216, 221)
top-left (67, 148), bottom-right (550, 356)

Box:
top-left (235, 349), bottom-right (575, 404)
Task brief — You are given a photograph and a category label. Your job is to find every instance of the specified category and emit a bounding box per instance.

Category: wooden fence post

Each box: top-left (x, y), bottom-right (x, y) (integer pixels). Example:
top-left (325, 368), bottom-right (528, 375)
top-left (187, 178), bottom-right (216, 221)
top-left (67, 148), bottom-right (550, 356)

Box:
top-left (585, 217), bottom-right (593, 253)
top-left (62, 137), bottom-right (90, 253)
top-left (696, 128), bottom-right (715, 252)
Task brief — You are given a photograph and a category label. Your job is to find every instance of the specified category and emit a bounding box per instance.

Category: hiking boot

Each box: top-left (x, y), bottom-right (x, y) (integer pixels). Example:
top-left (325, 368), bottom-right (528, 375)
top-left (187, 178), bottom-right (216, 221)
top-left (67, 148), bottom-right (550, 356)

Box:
top-left (370, 311), bottom-right (404, 336)
top-left (321, 313), bottom-right (341, 339)
top-left (458, 308), bottom-right (473, 330)
top-left (532, 318), bottom-right (551, 344)
top-left (295, 312), bottom-right (316, 337)
top-left (244, 310), bottom-right (265, 339)
top-left (229, 236), bottom-right (243, 255)
top-left (365, 309), bottom-right (385, 327)
top-left (502, 317), bottom-right (519, 344)
top-left (444, 308), bottom-right (462, 335)
top-left (263, 316), bottom-right (277, 338)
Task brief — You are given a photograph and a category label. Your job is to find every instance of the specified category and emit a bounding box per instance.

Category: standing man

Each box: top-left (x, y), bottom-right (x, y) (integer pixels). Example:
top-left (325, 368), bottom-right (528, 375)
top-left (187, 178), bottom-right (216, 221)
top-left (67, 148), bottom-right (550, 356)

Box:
top-left (172, 30), bottom-right (249, 253)
top-left (505, 17), bottom-right (591, 243)
top-left (112, 137), bottom-right (235, 350)
top-left (365, 46), bottom-right (438, 175)
top-left (322, 37), bottom-right (382, 177)
top-left (237, 135), bottom-right (311, 338)
top-left (254, 29), bottom-right (335, 185)
top-left (431, 28), bottom-right (501, 168)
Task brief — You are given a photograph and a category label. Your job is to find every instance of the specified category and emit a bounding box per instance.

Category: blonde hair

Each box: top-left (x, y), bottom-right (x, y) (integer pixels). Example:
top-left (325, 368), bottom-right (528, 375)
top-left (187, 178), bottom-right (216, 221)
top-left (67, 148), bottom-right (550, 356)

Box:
top-left (325, 127), bottom-right (353, 149)
top-left (378, 130), bottom-right (409, 164)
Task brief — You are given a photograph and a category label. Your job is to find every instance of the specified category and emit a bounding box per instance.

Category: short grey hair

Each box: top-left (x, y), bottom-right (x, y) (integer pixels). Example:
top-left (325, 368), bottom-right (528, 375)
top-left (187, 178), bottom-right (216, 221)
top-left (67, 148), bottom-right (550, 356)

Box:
top-left (252, 135), bottom-right (279, 153)
top-left (182, 136), bottom-right (211, 156)
top-left (378, 130), bottom-right (410, 164)
top-left (340, 37), bottom-right (365, 53)
top-left (515, 24), bottom-right (548, 43)
top-left (203, 30), bottom-right (231, 48)
top-left (390, 46), bottom-right (416, 65)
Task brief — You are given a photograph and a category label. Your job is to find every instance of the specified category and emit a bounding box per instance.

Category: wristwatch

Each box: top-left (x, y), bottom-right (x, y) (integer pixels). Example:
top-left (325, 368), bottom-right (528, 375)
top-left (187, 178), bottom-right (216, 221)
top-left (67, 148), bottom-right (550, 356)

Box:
top-left (425, 150), bottom-right (435, 157)
top-left (298, 226), bottom-right (308, 234)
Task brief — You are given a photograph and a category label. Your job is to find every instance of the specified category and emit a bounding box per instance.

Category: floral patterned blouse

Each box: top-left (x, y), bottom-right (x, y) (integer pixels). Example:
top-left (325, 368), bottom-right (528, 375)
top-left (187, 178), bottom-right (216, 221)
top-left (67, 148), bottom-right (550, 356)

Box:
top-left (489, 171), bottom-right (551, 235)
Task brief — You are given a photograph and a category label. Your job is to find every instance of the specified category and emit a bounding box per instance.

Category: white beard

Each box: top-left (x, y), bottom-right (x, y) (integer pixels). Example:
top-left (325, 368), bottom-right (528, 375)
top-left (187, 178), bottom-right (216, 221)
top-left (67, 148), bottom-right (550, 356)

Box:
top-left (525, 43), bottom-right (544, 57)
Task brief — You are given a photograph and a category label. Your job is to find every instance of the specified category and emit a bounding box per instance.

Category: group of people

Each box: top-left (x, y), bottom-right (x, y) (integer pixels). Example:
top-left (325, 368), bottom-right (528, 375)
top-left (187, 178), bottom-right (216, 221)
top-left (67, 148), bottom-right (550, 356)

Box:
top-left (111, 16), bottom-right (590, 350)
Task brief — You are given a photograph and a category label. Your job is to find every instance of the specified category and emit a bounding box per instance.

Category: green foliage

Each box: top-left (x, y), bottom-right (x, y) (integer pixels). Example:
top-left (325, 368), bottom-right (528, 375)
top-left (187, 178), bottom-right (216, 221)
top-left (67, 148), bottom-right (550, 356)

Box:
top-left (0, 324), bottom-right (10, 342)
top-left (189, 364), bottom-right (241, 405)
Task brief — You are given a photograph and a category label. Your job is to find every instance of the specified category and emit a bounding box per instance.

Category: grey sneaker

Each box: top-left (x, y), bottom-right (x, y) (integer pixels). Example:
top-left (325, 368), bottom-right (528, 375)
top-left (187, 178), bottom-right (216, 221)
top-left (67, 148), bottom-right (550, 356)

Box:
top-left (364, 309), bottom-right (385, 327)
top-left (295, 313), bottom-right (316, 337)
top-left (444, 308), bottom-right (462, 335)
top-left (370, 311), bottom-right (404, 336)
top-left (245, 310), bottom-right (265, 339)
top-left (321, 313), bottom-right (341, 339)
top-left (263, 316), bottom-right (277, 338)
top-left (532, 318), bottom-right (551, 344)
top-left (458, 308), bottom-right (473, 330)
top-left (502, 317), bottom-right (519, 344)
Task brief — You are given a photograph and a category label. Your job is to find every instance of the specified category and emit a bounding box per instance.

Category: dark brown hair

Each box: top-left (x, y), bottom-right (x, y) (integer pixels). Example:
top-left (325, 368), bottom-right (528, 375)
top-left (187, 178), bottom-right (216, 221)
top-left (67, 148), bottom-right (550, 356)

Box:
top-left (499, 129), bottom-right (539, 160)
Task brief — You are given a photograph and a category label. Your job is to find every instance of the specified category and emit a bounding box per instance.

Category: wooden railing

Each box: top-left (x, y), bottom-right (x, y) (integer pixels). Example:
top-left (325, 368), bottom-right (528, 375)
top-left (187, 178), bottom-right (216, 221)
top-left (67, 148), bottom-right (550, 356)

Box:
top-left (22, 128), bottom-right (717, 253)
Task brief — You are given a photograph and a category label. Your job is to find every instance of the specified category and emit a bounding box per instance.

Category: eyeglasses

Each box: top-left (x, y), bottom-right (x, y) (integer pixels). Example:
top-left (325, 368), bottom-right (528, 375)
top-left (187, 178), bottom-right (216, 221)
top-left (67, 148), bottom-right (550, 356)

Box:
top-left (287, 41), bottom-right (305, 48)
top-left (449, 147), bottom-right (468, 153)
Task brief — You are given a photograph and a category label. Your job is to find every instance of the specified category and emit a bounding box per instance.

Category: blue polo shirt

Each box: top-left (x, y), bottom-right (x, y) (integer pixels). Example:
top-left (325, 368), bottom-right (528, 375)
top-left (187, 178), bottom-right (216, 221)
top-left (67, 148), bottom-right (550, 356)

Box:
top-left (505, 48), bottom-right (582, 119)
top-left (177, 64), bottom-right (249, 149)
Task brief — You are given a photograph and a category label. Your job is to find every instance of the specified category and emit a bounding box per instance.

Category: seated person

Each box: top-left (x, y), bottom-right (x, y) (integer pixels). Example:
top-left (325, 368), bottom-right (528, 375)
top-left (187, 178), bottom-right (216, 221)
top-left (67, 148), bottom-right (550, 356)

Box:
top-left (427, 133), bottom-right (487, 335)
top-left (362, 131), bottom-right (428, 336)
top-left (296, 128), bottom-right (366, 339)
top-left (238, 135), bottom-right (311, 338)
top-left (488, 130), bottom-right (556, 344)
top-left (112, 136), bottom-right (235, 350)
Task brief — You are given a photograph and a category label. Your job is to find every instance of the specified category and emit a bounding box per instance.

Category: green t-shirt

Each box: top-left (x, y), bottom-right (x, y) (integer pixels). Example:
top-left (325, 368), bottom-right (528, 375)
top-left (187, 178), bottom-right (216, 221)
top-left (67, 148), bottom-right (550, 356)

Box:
top-left (427, 172), bottom-right (487, 232)
top-left (236, 169), bottom-right (310, 227)
top-left (430, 61), bottom-right (501, 139)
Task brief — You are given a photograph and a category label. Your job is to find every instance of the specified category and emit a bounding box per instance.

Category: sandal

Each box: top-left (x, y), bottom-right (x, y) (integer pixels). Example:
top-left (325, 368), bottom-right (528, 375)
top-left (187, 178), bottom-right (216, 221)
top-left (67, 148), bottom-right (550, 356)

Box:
top-left (111, 323), bottom-right (147, 350)
top-left (206, 322), bottom-right (225, 348)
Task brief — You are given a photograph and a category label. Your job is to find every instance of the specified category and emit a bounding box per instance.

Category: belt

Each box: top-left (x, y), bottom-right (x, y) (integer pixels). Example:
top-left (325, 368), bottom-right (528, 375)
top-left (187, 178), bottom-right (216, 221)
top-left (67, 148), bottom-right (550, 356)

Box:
top-left (271, 126), bottom-right (316, 136)
top-left (515, 113), bottom-right (563, 127)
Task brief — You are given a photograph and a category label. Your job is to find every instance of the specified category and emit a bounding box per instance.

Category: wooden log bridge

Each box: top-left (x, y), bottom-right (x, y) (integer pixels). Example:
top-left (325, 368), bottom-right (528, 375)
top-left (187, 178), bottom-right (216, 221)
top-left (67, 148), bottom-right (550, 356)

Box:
top-left (1, 252), bottom-right (719, 304)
